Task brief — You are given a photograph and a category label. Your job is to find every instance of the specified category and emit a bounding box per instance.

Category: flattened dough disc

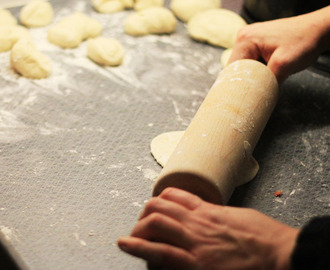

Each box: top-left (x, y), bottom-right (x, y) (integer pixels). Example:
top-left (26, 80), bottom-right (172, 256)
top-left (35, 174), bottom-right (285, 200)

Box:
top-left (150, 131), bottom-right (259, 187)
top-left (150, 131), bottom-right (184, 167)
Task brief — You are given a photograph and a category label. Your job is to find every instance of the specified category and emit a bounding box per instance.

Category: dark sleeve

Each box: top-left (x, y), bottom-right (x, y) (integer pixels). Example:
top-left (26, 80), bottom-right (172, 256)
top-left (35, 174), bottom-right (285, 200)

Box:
top-left (291, 216), bottom-right (330, 270)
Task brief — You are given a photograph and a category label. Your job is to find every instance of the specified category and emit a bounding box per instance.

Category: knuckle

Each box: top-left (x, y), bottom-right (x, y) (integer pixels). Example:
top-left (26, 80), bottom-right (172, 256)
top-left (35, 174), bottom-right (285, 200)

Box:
top-left (272, 56), bottom-right (288, 67)
top-left (236, 23), bottom-right (263, 44)
top-left (236, 25), bottom-right (253, 41)
top-left (147, 212), bottom-right (164, 228)
top-left (145, 197), bottom-right (161, 211)
top-left (160, 187), bottom-right (176, 197)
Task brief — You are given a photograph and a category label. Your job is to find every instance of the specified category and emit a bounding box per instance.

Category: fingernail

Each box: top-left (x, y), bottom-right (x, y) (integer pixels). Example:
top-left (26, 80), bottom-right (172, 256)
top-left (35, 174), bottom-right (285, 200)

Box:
top-left (117, 237), bottom-right (130, 252)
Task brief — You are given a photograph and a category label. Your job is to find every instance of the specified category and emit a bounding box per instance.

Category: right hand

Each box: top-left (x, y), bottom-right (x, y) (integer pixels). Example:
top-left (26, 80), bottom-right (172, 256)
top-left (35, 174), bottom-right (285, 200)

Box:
top-left (229, 6), bottom-right (330, 83)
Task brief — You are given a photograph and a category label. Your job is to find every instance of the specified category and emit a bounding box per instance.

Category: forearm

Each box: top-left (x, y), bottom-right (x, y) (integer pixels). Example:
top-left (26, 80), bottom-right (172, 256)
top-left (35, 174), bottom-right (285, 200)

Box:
top-left (305, 5), bottom-right (330, 53)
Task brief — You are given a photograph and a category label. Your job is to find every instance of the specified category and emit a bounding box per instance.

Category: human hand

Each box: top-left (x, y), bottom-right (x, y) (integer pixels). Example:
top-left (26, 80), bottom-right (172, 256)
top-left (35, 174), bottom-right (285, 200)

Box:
top-left (229, 6), bottom-right (330, 83)
top-left (118, 188), bottom-right (299, 270)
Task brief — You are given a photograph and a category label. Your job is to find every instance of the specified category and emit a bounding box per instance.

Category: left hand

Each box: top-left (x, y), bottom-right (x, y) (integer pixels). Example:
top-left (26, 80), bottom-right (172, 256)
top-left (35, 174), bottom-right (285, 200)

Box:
top-left (118, 188), bottom-right (299, 270)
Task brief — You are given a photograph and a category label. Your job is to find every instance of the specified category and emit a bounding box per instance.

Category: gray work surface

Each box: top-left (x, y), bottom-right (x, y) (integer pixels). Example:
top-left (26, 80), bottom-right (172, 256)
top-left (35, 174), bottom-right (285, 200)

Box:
top-left (0, 0), bottom-right (329, 269)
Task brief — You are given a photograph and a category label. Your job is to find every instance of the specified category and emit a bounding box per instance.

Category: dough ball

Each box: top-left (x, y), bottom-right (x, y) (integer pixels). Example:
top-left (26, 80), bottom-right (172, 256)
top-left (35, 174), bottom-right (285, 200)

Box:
top-left (87, 37), bottom-right (125, 66)
top-left (0, 9), bottom-right (17, 26)
top-left (150, 131), bottom-right (184, 167)
top-left (20, 0), bottom-right (54, 27)
top-left (48, 12), bottom-right (102, 48)
top-left (170, 0), bottom-right (221, 22)
top-left (92, 0), bottom-right (134, 13)
top-left (134, 0), bottom-right (164, 11)
top-left (124, 7), bottom-right (177, 36)
top-left (220, 48), bottom-right (232, 68)
top-left (11, 39), bottom-right (52, 79)
top-left (0, 25), bottom-right (32, 52)
top-left (187, 9), bottom-right (246, 48)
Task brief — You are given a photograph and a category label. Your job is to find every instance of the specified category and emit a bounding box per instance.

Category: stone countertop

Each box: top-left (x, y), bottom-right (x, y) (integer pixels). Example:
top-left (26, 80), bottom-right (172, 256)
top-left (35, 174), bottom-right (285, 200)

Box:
top-left (0, 0), bottom-right (329, 269)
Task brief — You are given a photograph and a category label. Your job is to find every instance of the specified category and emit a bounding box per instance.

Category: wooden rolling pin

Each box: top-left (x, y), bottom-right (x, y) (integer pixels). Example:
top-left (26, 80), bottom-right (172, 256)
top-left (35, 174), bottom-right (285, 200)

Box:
top-left (153, 59), bottom-right (279, 204)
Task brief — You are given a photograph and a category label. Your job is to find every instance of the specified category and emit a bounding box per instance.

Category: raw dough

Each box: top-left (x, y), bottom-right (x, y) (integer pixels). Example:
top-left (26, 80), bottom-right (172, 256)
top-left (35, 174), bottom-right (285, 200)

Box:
top-left (220, 48), bottom-right (232, 68)
top-left (92, 0), bottom-right (134, 13)
top-left (20, 0), bottom-right (54, 27)
top-left (48, 12), bottom-right (102, 48)
top-left (239, 141), bottom-right (259, 186)
top-left (0, 9), bottom-right (17, 26)
top-left (150, 131), bottom-right (184, 167)
top-left (11, 39), bottom-right (52, 79)
top-left (170, 0), bottom-right (221, 22)
top-left (134, 0), bottom-right (164, 11)
top-left (188, 9), bottom-right (246, 48)
top-left (150, 131), bottom-right (259, 185)
top-left (0, 25), bottom-right (32, 52)
top-left (87, 37), bottom-right (125, 66)
top-left (124, 7), bottom-right (177, 36)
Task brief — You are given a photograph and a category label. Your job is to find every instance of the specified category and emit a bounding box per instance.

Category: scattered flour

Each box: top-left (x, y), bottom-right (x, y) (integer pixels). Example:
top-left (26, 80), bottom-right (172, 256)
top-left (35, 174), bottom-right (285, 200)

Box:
top-left (0, 226), bottom-right (15, 241)
top-left (142, 168), bottom-right (159, 181)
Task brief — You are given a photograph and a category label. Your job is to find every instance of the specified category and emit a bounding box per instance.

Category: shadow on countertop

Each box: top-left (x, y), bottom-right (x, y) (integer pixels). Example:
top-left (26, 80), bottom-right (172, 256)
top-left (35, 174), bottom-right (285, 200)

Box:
top-left (229, 68), bottom-right (330, 221)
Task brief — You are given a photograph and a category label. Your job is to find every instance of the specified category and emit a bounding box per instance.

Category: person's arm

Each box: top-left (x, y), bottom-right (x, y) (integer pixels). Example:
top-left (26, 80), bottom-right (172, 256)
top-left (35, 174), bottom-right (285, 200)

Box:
top-left (229, 6), bottom-right (330, 83)
top-left (118, 188), bottom-right (299, 270)
top-left (291, 216), bottom-right (330, 270)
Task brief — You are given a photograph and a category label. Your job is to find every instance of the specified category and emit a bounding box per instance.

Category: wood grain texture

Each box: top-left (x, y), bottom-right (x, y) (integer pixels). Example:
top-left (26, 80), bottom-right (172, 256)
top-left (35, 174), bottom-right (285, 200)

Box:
top-left (153, 59), bottom-right (279, 204)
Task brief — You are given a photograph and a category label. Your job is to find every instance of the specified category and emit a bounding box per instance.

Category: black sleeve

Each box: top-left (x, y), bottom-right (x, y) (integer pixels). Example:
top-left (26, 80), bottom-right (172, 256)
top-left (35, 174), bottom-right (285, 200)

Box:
top-left (291, 216), bottom-right (330, 270)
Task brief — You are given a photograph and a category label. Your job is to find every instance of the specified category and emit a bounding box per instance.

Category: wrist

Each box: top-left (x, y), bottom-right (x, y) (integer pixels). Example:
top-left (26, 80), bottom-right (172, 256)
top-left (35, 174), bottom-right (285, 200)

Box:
top-left (310, 6), bottom-right (330, 52)
top-left (274, 227), bottom-right (300, 270)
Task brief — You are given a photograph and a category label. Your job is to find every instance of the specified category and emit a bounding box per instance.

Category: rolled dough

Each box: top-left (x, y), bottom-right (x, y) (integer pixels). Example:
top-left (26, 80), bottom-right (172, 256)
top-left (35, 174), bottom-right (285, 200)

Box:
top-left (87, 37), bottom-right (125, 66)
top-left (187, 8), bottom-right (246, 48)
top-left (150, 131), bottom-right (184, 167)
top-left (124, 7), bottom-right (177, 36)
top-left (170, 0), bottom-right (221, 22)
top-left (150, 131), bottom-right (259, 186)
top-left (20, 0), bottom-right (54, 28)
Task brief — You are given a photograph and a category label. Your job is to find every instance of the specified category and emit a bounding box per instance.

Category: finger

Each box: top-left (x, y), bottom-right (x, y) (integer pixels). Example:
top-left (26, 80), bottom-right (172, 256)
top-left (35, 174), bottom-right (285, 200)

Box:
top-left (228, 41), bottom-right (260, 65)
top-left (158, 188), bottom-right (203, 210)
top-left (267, 48), bottom-right (291, 84)
top-left (131, 213), bottom-right (193, 249)
top-left (268, 46), bottom-right (318, 85)
top-left (118, 236), bottom-right (198, 270)
top-left (139, 197), bottom-right (188, 221)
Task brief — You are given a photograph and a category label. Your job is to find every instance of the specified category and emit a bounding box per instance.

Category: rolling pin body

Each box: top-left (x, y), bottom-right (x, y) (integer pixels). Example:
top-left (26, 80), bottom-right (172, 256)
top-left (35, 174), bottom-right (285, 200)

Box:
top-left (153, 60), bottom-right (279, 204)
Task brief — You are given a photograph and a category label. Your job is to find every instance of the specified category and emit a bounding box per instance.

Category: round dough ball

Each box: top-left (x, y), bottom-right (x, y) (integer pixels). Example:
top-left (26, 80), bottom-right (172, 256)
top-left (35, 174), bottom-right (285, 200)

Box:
top-left (48, 25), bottom-right (82, 49)
top-left (20, 0), bottom-right (54, 27)
top-left (0, 25), bottom-right (32, 52)
top-left (11, 39), bottom-right (52, 79)
top-left (150, 131), bottom-right (184, 167)
top-left (170, 0), bottom-right (221, 22)
top-left (87, 37), bottom-right (125, 66)
top-left (92, 0), bottom-right (134, 13)
top-left (48, 12), bottom-right (102, 48)
top-left (124, 7), bottom-right (177, 36)
top-left (0, 9), bottom-right (17, 26)
top-left (134, 0), bottom-right (164, 11)
top-left (187, 9), bottom-right (246, 48)
top-left (220, 48), bottom-right (232, 68)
